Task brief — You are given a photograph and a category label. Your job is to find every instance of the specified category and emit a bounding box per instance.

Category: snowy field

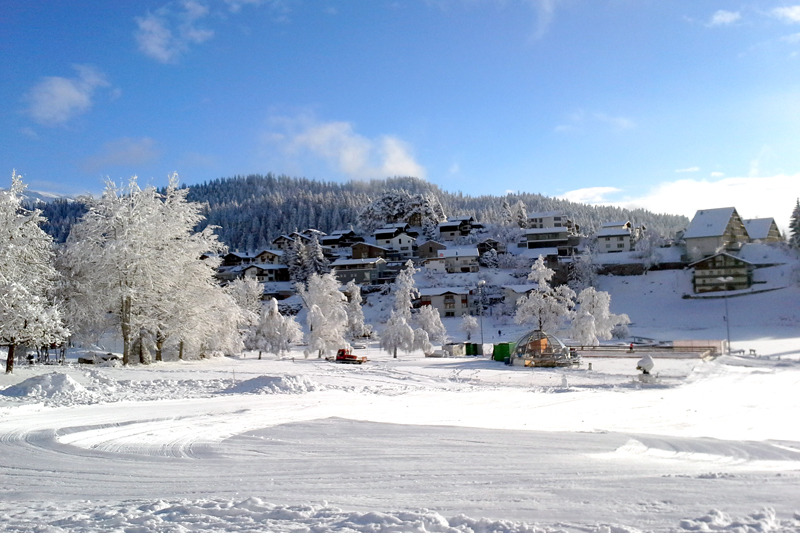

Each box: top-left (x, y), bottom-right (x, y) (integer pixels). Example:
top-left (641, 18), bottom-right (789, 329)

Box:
top-left (1, 268), bottom-right (800, 532)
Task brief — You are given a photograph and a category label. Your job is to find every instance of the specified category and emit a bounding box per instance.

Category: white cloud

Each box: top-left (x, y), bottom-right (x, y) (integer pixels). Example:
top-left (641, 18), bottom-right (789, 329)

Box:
top-left (135, 2), bottom-right (214, 63)
top-left (80, 137), bottom-right (161, 172)
top-left (25, 65), bottom-right (110, 126)
top-left (708, 10), bottom-right (741, 26)
top-left (675, 166), bottom-right (700, 173)
top-left (773, 6), bottom-right (800, 23)
top-left (710, 171), bottom-right (725, 177)
top-left (561, 174), bottom-right (800, 233)
top-left (558, 186), bottom-right (621, 204)
top-left (556, 110), bottom-right (635, 133)
top-left (268, 116), bottom-right (426, 180)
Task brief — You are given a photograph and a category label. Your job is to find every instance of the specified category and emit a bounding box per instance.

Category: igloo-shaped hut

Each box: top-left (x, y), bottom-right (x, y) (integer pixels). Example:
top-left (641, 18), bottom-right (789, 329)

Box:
top-left (511, 330), bottom-right (581, 367)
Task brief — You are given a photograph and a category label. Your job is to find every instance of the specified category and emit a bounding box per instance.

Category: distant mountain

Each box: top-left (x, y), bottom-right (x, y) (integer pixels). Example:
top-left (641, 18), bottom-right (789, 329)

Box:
top-left (28, 174), bottom-right (689, 247)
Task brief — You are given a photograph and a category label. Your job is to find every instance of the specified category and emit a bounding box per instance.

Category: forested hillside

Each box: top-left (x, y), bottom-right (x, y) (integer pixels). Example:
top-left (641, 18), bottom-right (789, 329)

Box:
top-left (32, 174), bottom-right (689, 250)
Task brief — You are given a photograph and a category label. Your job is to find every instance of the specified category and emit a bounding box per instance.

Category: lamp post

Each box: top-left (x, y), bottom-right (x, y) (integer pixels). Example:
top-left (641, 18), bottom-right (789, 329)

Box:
top-left (477, 280), bottom-right (485, 347)
top-left (717, 276), bottom-right (733, 355)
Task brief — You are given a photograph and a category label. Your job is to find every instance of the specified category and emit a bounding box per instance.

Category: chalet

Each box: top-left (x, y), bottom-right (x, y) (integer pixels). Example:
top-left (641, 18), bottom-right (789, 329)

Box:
top-left (271, 234), bottom-right (298, 251)
top-left (501, 284), bottom-right (537, 308)
top-left (416, 287), bottom-right (474, 317)
top-left (261, 282), bottom-right (295, 300)
top-left (319, 229), bottom-right (364, 249)
top-left (689, 253), bottom-right (754, 293)
top-left (527, 211), bottom-right (571, 229)
top-left (682, 207), bottom-right (750, 262)
top-left (373, 227), bottom-right (417, 259)
top-left (417, 240), bottom-right (447, 259)
top-left (253, 249), bottom-right (284, 264)
top-left (477, 238), bottom-right (507, 255)
top-left (437, 216), bottom-right (483, 241)
top-left (422, 257), bottom-right (447, 273)
top-left (595, 224), bottom-right (634, 253)
top-left (437, 248), bottom-right (480, 273)
top-left (351, 242), bottom-right (389, 259)
top-left (331, 257), bottom-right (387, 285)
top-left (743, 218), bottom-right (782, 243)
top-left (220, 251), bottom-right (258, 267)
top-left (242, 264), bottom-right (291, 283)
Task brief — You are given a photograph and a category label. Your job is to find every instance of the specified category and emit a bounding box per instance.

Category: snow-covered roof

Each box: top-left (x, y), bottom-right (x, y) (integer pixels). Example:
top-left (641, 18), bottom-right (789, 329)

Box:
top-left (437, 221), bottom-right (461, 229)
top-left (255, 248), bottom-right (283, 257)
top-left (331, 257), bottom-right (385, 267)
top-left (524, 227), bottom-right (569, 235)
top-left (595, 227), bottom-right (631, 237)
top-left (527, 210), bottom-right (563, 219)
top-left (515, 247), bottom-right (560, 258)
top-left (687, 252), bottom-right (754, 268)
top-left (601, 221), bottom-right (629, 228)
top-left (683, 207), bottom-right (738, 239)
top-left (418, 286), bottom-right (470, 297)
top-left (353, 242), bottom-right (390, 250)
top-left (447, 216), bottom-right (474, 222)
top-left (437, 248), bottom-right (479, 258)
top-left (502, 284), bottom-right (537, 294)
top-left (243, 263), bottom-right (288, 270)
top-left (417, 240), bottom-right (446, 248)
top-left (743, 218), bottom-right (776, 240)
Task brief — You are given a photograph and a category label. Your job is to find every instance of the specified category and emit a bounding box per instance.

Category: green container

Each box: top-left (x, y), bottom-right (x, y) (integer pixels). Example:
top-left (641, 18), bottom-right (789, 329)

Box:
top-left (493, 342), bottom-right (511, 361)
top-left (465, 342), bottom-right (475, 356)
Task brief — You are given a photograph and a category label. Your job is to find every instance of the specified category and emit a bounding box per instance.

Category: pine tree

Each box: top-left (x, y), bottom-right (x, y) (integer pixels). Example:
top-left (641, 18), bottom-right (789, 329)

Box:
top-left (393, 260), bottom-right (419, 320)
top-left (1, 171), bottom-right (68, 373)
top-left (514, 200), bottom-right (528, 229)
top-left (298, 272), bottom-right (348, 357)
top-left (344, 280), bottom-right (372, 338)
top-left (790, 198), bottom-right (800, 249)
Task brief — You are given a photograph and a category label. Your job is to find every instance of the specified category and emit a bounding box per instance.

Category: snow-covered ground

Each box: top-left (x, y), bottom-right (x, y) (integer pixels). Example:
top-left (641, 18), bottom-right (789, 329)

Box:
top-left (1, 267), bottom-right (799, 532)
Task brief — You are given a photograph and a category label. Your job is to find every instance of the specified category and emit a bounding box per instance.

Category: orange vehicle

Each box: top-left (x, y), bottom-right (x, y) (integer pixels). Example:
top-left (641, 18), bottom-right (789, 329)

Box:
top-left (333, 348), bottom-right (368, 364)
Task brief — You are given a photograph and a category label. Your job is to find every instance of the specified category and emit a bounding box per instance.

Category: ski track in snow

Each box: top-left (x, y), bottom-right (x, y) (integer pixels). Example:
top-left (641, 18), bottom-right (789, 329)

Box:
top-left (1, 350), bottom-right (800, 531)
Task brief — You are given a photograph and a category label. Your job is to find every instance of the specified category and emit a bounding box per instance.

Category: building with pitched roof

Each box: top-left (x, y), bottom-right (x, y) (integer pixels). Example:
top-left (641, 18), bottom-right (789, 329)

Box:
top-left (682, 207), bottom-right (749, 262)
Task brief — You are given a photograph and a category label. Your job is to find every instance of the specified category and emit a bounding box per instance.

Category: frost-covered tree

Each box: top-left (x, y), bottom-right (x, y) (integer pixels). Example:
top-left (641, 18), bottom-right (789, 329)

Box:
top-left (343, 280), bottom-right (372, 338)
top-left (393, 260), bottom-right (419, 320)
top-left (634, 232), bottom-right (664, 273)
top-left (248, 298), bottom-right (303, 358)
top-left (356, 190), bottom-right (446, 233)
top-left (60, 175), bottom-right (234, 365)
top-left (1, 171), bottom-right (68, 373)
top-left (570, 287), bottom-right (630, 345)
top-left (302, 234), bottom-right (330, 280)
top-left (459, 314), bottom-right (479, 341)
top-left (790, 198), bottom-right (800, 249)
top-left (513, 200), bottom-right (528, 228)
top-left (500, 198), bottom-right (514, 227)
top-left (380, 310), bottom-right (415, 358)
top-left (515, 255), bottom-right (576, 333)
top-left (227, 277), bottom-right (263, 326)
top-left (416, 304), bottom-right (448, 345)
top-left (479, 248), bottom-right (499, 268)
top-left (297, 272), bottom-right (348, 357)
top-left (286, 237), bottom-right (305, 284)
top-left (568, 252), bottom-right (597, 292)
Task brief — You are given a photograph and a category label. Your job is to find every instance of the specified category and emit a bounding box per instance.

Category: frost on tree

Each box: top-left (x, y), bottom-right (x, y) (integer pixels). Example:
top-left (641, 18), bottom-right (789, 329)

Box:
top-left (570, 287), bottom-right (630, 346)
top-left (247, 298), bottom-right (303, 359)
top-left (356, 190), bottom-right (446, 233)
top-left (415, 304), bottom-right (448, 345)
top-left (393, 260), bottom-right (419, 320)
top-left (380, 310), bottom-right (415, 358)
top-left (790, 198), bottom-right (800, 249)
top-left (381, 260), bottom-right (432, 356)
top-left (459, 314), bottom-right (479, 341)
top-left (1, 171), bottom-right (68, 373)
top-left (515, 255), bottom-right (576, 333)
top-left (343, 280), bottom-right (372, 339)
top-left (59, 175), bottom-right (241, 365)
top-left (297, 272), bottom-right (349, 357)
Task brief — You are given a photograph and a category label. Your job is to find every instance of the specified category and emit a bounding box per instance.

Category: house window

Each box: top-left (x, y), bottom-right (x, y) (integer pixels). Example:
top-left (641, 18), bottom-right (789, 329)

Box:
top-left (604, 237), bottom-right (610, 241)
top-left (445, 312), bottom-right (455, 317)
top-left (617, 243), bottom-right (625, 249)
top-left (445, 303), bottom-right (455, 309)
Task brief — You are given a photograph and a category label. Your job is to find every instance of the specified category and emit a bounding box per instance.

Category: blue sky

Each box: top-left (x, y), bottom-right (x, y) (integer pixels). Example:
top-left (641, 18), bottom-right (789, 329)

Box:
top-left (3, 1), bottom-right (800, 230)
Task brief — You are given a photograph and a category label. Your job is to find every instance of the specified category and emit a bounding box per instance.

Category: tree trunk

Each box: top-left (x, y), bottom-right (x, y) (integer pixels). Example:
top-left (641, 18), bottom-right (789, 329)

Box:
top-left (393, 347), bottom-right (397, 358)
top-left (179, 340), bottom-right (184, 360)
top-left (155, 333), bottom-right (164, 362)
top-left (258, 350), bottom-right (262, 360)
top-left (121, 296), bottom-right (132, 366)
top-left (5, 344), bottom-right (15, 374)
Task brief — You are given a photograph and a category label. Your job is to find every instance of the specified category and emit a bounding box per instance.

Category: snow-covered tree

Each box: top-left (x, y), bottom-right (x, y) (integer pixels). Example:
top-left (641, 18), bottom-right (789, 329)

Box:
top-left (302, 234), bottom-right (330, 279)
top-left (500, 198), bottom-right (514, 227)
top-left (515, 255), bottom-right (576, 333)
top-left (393, 260), bottom-right (418, 320)
top-left (227, 277), bottom-right (263, 327)
top-left (459, 314), bottom-right (479, 341)
top-left (1, 171), bottom-right (68, 373)
top-left (790, 198), bottom-right (800, 249)
top-left (570, 287), bottom-right (630, 345)
top-left (59, 175), bottom-right (235, 365)
top-left (634, 232), bottom-right (663, 273)
top-left (568, 252), bottom-right (597, 292)
top-left (356, 190), bottom-right (446, 233)
top-left (380, 310), bottom-right (415, 358)
top-left (286, 237), bottom-right (305, 284)
top-left (297, 272), bottom-right (348, 357)
top-left (343, 280), bottom-right (372, 338)
top-left (416, 304), bottom-right (448, 345)
top-left (479, 248), bottom-right (499, 268)
top-left (513, 200), bottom-right (528, 228)
top-left (248, 298), bottom-right (303, 358)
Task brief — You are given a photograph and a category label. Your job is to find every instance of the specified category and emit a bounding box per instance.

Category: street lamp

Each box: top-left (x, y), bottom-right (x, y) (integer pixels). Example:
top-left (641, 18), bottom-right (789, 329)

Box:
top-left (717, 276), bottom-right (733, 355)
top-left (477, 280), bottom-right (486, 348)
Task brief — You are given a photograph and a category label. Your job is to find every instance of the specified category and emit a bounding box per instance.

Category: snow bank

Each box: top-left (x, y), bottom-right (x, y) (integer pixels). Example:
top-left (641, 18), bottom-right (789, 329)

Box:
top-left (222, 374), bottom-right (322, 395)
top-left (2, 498), bottom-right (797, 533)
top-left (0, 372), bottom-right (97, 406)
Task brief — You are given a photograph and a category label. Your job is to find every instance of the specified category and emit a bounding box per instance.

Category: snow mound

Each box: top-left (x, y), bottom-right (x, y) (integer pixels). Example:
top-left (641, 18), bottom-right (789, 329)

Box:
top-left (679, 507), bottom-right (790, 532)
top-left (23, 499), bottom-right (542, 532)
top-left (1, 372), bottom-right (97, 405)
top-left (223, 375), bottom-right (322, 395)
